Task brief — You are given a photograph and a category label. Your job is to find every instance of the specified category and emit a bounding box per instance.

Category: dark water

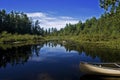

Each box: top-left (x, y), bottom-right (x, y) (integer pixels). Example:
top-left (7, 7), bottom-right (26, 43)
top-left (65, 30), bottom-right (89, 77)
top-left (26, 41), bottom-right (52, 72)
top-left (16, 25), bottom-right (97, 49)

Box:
top-left (0, 41), bottom-right (120, 80)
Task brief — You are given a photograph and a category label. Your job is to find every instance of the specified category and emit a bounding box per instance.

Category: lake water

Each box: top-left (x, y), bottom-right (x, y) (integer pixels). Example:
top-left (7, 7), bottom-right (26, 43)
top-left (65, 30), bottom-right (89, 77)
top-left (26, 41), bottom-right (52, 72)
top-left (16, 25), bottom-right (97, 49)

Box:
top-left (0, 41), bottom-right (120, 80)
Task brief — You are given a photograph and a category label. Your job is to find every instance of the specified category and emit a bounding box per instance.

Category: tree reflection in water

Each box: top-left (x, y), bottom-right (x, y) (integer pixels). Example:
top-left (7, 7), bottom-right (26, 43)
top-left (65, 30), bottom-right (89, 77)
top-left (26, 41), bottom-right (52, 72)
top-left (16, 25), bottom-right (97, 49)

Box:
top-left (63, 41), bottom-right (120, 63)
top-left (0, 43), bottom-right (44, 68)
top-left (0, 46), bottom-right (30, 68)
top-left (0, 40), bottom-right (120, 68)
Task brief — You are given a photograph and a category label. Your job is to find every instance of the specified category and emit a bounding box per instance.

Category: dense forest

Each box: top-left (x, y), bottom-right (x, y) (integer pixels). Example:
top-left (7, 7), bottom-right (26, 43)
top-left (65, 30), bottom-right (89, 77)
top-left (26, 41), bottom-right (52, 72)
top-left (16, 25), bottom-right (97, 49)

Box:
top-left (45, 0), bottom-right (120, 49)
top-left (53, 12), bottom-right (120, 41)
top-left (0, 10), bottom-right (58, 36)
top-left (50, 0), bottom-right (120, 42)
top-left (0, 10), bottom-right (57, 43)
top-left (0, 10), bottom-right (45, 35)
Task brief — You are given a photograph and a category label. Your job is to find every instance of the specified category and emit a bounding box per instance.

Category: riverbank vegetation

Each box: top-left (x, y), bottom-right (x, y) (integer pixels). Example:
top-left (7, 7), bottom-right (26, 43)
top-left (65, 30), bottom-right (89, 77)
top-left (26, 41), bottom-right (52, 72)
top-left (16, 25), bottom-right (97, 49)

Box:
top-left (0, 31), bottom-right (45, 44)
top-left (1, 0), bottom-right (120, 49)
top-left (0, 9), bottom-right (47, 43)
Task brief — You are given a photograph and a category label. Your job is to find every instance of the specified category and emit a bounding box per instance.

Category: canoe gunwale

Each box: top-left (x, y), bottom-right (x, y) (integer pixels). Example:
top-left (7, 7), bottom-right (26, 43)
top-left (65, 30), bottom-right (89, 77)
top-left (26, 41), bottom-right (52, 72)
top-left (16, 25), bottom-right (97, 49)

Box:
top-left (80, 62), bottom-right (120, 76)
top-left (80, 62), bottom-right (120, 70)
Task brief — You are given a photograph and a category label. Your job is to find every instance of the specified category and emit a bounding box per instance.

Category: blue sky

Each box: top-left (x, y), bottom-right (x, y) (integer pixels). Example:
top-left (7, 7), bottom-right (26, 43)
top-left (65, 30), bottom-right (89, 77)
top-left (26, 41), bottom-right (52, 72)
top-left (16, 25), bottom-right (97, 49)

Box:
top-left (0, 0), bottom-right (104, 29)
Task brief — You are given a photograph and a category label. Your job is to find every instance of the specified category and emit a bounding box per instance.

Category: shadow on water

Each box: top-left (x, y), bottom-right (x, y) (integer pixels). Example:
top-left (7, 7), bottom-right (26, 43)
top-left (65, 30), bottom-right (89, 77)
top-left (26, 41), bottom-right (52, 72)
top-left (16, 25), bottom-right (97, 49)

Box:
top-left (80, 75), bottom-right (120, 80)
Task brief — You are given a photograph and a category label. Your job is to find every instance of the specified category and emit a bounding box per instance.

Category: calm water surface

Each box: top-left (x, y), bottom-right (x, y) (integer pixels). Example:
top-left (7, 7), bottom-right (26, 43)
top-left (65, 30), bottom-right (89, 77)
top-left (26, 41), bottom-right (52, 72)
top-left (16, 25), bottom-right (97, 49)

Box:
top-left (0, 41), bottom-right (120, 80)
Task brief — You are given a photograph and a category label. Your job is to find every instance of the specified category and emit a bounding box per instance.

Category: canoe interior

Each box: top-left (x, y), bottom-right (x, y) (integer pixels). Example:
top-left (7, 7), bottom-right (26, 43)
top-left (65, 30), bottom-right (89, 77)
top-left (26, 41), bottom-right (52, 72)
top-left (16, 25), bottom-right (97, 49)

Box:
top-left (92, 64), bottom-right (120, 68)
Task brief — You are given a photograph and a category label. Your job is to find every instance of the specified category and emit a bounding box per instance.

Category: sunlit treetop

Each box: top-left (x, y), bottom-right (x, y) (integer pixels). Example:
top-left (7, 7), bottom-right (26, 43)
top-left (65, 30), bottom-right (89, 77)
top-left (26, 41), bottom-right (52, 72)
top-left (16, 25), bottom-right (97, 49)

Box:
top-left (100, 0), bottom-right (120, 13)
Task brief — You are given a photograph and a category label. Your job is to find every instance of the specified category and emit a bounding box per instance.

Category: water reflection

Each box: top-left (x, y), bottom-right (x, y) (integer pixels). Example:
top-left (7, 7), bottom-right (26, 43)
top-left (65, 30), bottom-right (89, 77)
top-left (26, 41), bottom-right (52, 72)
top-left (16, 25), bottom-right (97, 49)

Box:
top-left (0, 45), bottom-right (31, 68)
top-left (37, 73), bottom-right (53, 80)
top-left (0, 41), bottom-right (120, 80)
top-left (0, 41), bottom-right (120, 67)
top-left (64, 41), bottom-right (120, 62)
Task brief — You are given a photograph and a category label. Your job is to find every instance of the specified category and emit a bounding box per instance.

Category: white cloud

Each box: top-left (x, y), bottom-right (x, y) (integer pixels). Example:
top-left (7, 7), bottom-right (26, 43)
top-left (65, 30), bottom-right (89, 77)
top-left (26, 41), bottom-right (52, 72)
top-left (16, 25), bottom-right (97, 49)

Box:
top-left (27, 12), bottom-right (46, 18)
top-left (26, 12), bottom-right (79, 30)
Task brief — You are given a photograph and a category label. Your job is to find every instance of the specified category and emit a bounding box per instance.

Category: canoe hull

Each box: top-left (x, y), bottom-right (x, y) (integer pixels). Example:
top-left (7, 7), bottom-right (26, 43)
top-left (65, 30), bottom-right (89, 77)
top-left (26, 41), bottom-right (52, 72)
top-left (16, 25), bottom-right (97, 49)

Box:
top-left (80, 62), bottom-right (120, 76)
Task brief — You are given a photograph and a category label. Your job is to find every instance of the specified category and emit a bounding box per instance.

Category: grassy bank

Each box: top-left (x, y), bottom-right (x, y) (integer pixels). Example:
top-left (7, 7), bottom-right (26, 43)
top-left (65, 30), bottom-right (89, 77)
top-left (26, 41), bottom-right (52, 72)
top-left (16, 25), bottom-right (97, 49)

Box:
top-left (1, 31), bottom-right (120, 50)
top-left (0, 31), bottom-right (45, 44)
top-left (46, 35), bottom-right (120, 49)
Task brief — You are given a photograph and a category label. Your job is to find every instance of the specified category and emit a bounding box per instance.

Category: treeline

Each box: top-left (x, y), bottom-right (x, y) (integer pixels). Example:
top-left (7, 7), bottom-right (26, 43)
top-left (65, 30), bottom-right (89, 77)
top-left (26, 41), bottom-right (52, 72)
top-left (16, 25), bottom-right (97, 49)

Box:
top-left (51, 0), bottom-right (120, 41)
top-left (0, 9), bottom-right (50, 36)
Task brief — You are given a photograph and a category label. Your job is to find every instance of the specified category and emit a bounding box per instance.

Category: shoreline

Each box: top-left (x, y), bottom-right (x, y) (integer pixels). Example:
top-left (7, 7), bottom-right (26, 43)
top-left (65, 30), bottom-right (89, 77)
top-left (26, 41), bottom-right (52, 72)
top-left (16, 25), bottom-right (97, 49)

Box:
top-left (46, 36), bottom-right (120, 50)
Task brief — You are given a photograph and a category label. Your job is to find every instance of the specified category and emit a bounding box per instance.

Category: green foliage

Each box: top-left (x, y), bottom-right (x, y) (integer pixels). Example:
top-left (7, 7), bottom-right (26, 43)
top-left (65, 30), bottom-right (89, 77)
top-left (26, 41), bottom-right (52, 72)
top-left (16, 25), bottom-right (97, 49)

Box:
top-left (48, 1), bottom-right (120, 50)
top-left (100, 0), bottom-right (120, 13)
top-left (0, 31), bottom-right (44, 43)
top-left (51, 10), bottom-right (120, 43)
top-left (0, 9), bottom-right (45, 36)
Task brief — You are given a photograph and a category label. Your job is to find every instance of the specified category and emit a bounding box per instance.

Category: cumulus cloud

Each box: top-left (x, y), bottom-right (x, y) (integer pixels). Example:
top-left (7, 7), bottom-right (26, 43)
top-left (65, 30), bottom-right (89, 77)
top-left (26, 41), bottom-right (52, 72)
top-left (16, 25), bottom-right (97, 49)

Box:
top-left (26, 12), bottom-right (79, 30)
